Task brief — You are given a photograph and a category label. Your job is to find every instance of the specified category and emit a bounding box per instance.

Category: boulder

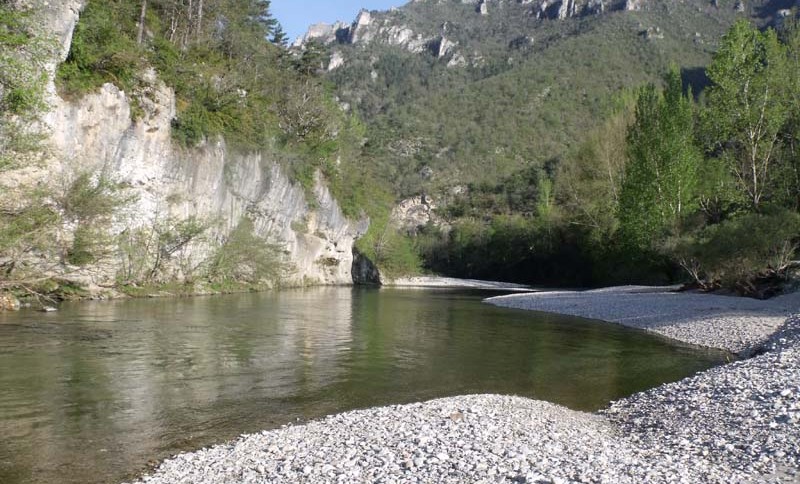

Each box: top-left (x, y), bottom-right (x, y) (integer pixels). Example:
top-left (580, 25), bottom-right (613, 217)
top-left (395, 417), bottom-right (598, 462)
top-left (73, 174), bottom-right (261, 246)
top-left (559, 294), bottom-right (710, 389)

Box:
top-left (0, 293), bottom-right (21, 311)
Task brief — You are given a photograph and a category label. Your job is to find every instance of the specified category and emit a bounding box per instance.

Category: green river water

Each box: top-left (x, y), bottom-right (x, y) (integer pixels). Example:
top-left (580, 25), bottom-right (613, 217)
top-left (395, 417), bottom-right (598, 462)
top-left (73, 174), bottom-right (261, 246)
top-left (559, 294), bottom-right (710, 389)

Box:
top-left (0, 287), bottom-right (727, 484)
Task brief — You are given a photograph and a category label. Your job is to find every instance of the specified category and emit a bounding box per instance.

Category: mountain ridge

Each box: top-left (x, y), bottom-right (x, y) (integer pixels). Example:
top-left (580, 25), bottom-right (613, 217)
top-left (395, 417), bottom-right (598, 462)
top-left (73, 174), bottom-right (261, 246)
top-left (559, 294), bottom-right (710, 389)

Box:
top-left (298, 0), bottom-right (798, 198)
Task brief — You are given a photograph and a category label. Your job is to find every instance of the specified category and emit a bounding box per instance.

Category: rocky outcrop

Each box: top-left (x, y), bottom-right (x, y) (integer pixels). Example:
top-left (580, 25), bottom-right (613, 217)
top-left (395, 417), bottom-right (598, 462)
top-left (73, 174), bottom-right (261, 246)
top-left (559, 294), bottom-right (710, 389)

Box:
top-left (291, 21), bottom-right (349, 48)
top-left (294, 0), bottom-right (638, 71)
top-left (625, 0), bottom-right (645, 11)
top-left (3, 1), bottom-right (367, 290)
top-left (350, 10), bottom-right (374, 43)
top-left (390, 195), bottom-right (444, 235)
top-left (328, 51), bottom-right (346, 71)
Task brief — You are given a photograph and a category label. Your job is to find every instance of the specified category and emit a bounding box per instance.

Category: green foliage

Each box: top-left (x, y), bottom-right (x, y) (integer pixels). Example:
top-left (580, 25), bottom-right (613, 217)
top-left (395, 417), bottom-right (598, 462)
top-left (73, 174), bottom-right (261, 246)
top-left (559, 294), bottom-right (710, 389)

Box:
top-left (555, 98), bottom-right (633, 242)
top-left (57, 0), bottom-right (355, 173)
top-left (59, 173), bottom-right (130, 222)
top-left (416, 215), bottom-right (599, 286)
top-left (117, 215), bottom-right (208, 284)
top-left (0, 173), bottom-right (128, 284)
top-left (328, 0), bottom-right (742, 197)
top-left (56, 0), bottom-right (143, 96)
top-left (67, 225), bottom-right (104, 266)
top-left (0, 191), bottom-right (59, 263)
top-left (703, 20), bottom-right (791, 209)
top-left (0, 3), bottom-right (54, 170)
top-left (671, 210), bottom-right (800, 294)
top-left (355, 212), bottom-right (421, 279)
top-left (619, 67), bottom-right (700, 248)
top-left (408, 14), bottom-right (800, 290)
top-left (293, 40), bottom-right (329, 76)
top-left (57, 173), bottom-right (131, 267)
top-left (208, 217), bottom-right (289, 285)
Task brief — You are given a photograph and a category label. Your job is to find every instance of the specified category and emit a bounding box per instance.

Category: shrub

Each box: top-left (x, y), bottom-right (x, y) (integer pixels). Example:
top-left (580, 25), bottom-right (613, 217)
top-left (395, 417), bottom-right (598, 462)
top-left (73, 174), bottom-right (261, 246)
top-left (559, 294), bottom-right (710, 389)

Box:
top-left (672, 209), bottom-right (800, 294)
top-left (56, 0), bottom-right (143, 96)
top-left (208, 218), bottom-right (289, 285)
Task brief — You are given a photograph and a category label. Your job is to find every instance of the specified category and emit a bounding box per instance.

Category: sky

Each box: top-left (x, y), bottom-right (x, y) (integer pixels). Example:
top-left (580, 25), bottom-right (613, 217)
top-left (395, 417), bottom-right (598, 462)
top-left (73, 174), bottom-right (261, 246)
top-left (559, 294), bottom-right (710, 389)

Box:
top-left (271, 0), bottom-right (407, 43)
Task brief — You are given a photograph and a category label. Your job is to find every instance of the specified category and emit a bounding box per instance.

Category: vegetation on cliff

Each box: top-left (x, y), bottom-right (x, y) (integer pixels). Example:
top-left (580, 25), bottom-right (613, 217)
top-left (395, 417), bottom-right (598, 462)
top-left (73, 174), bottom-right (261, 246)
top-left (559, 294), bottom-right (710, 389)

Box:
top-left (0, 2), bottom-right (55, 170)
top-left (55, 0), bottom-right (418, 280)
top-left (0, 0), bottom-right (417, 303)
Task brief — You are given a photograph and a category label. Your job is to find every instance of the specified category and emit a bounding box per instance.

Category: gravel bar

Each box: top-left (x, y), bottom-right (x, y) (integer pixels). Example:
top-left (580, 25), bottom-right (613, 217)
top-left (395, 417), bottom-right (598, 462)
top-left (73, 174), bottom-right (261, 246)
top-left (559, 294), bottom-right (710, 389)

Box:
top-left (386, 276), bottom-right (532, 292)
top-left (486, 286), bottom-right (800, 355)
top-left (129, 288), bottom-right (800, 484)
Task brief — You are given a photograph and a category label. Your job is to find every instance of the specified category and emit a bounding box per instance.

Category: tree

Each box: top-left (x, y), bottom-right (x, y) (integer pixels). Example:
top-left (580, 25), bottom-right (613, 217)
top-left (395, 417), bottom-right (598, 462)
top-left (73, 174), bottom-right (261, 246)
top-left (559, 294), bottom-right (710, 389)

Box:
top-left (0, 3), bottom-right (54, 170)
top-left (703, 20), bottom-right (790, 210)
top-left (619, 67), bottom-right (700, 248)
top-left (779, 18), bottom-right (800, 210)
top-left (294, 40), bottom-right (328, 76)
top-left (556, 97), bottom-right (634, 242)
top-left (271, 25), bottom-right (288, 48)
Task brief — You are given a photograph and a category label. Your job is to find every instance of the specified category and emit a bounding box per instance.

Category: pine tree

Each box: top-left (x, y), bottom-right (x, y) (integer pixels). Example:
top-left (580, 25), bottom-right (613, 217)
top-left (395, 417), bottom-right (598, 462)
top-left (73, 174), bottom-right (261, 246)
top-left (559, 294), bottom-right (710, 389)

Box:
top-left (271, 24), bottom-right (288, 48)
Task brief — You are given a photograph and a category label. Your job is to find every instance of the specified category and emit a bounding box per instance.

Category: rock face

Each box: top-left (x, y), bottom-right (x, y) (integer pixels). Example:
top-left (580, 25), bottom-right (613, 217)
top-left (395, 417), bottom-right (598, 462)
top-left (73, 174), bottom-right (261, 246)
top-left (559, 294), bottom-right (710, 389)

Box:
top-left (391, 195), bottom-right (444, 235)
top-left (295, 0), bottom-right (635, 70)
top-left (625, 0), bottom-right (644, 10)
top-left (3, 1), bottom-right (367, 289)
top-left (291, 21), bottom-right (349, 47)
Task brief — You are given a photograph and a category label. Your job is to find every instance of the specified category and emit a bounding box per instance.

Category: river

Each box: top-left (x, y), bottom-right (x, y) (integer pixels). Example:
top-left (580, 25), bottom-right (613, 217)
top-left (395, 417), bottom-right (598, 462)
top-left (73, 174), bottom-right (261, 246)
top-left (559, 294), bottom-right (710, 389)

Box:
top-left (0, 287), bottom-right (727, 484)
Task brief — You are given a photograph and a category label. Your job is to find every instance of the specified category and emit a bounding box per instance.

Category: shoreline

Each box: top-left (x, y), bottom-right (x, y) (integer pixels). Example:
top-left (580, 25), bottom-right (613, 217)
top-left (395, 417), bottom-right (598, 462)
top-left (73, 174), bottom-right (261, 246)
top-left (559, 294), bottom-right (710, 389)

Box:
top-left (486, 285), bottom-right (800, 355)
top-left (0, 277), bottom-right (528, 313)
top-left (127, 286), bottom-right (799, 483)
top-left (385, 276), bottom-right (534, 292)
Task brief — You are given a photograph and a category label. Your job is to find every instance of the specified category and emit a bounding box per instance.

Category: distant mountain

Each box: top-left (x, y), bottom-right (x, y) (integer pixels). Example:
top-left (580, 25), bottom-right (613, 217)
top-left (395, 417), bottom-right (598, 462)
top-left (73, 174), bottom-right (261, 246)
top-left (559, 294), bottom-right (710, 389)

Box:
top-left (300, 0), bottom-right (799, 196)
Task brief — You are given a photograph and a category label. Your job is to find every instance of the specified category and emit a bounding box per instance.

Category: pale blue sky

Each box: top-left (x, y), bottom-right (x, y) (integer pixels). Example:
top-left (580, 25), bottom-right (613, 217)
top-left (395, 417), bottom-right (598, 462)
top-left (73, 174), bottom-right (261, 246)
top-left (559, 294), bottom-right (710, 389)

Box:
top-left (272, 0), bottom-right (407, 42)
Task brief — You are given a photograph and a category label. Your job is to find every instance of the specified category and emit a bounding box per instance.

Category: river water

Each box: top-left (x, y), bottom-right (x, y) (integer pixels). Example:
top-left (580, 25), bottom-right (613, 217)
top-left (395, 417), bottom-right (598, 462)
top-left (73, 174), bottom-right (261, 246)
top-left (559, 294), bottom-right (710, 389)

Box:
top-left (0, 287), bottom-right (727, 484)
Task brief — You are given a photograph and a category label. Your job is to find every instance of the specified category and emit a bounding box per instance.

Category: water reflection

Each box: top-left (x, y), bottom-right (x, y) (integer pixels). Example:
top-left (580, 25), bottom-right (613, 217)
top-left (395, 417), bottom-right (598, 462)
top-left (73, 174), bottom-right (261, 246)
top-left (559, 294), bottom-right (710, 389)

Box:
top-left (0, 287), bottom-right (726, 484)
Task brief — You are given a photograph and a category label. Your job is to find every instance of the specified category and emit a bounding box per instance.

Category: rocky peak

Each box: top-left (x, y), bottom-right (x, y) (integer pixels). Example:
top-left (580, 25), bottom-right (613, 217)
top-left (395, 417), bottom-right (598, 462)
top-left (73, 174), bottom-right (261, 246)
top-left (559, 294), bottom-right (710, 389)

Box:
top-left (292, 21), bottom-right (349, 48)
top-left (296, 0), bottom-right (638, 52)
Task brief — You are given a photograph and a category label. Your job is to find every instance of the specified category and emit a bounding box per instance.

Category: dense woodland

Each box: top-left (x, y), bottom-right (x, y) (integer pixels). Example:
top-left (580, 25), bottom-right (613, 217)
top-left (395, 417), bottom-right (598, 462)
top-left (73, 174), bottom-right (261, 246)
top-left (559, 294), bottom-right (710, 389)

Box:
top-left (319, 2), bottom-right (800, 296)
top-left (408, 18), bottom-right (800, 296)
top-left (1, 0), bottom-right (800, 297)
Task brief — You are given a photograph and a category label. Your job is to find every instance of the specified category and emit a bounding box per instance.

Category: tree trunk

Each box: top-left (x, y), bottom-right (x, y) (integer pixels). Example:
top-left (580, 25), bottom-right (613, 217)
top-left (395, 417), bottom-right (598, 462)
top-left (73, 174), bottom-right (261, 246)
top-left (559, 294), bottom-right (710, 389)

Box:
top-left (136, 0), bottom-right (148, 45)
top-left (196, 0), bottom-right (203, 41)
top-left (183, 0), bottom-right (193, 48)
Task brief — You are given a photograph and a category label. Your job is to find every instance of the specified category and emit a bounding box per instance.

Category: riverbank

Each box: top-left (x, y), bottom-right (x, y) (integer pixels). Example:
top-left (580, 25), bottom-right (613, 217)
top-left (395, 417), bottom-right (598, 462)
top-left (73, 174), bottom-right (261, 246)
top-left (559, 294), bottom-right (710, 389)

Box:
top-left (0, 277), bottom-right (530, 313)
top-left (127, 287), bottom-right (799, 483)
top-left (487, 285), bottom-right (800, 355)
top-left (386, 276), bottom-right (532, 292)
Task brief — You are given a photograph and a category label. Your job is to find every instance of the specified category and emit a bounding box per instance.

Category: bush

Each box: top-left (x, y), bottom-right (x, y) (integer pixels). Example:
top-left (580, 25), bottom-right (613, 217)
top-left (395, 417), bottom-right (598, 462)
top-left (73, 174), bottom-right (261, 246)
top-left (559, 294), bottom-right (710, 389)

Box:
top-left (672, 209), bottom-right (800, 294)
top-left (208, 218), bottom-right (289, 285)
top-left (355, 215), bottom-right (421, 279)
top-left (56, 0), bottom-right (143, 96)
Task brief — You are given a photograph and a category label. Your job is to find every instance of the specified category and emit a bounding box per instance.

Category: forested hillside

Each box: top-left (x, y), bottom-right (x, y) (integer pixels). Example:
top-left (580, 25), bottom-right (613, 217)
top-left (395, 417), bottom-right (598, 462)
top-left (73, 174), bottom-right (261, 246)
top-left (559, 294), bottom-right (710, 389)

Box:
top-left (315, 0), bottom-right (800, 294)
top-left (2, 0), bottom-right (800, 303)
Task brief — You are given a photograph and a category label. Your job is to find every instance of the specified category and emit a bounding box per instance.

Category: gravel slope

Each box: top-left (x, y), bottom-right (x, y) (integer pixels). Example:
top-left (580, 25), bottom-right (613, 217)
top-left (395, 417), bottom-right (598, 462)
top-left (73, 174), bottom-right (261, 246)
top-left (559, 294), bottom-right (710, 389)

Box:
top-left (604, 316), bottom-right (800, 483)
top-left (486, 286), bottom-right (800, 355)
top-left (130, 289), bottom-right (800, 484)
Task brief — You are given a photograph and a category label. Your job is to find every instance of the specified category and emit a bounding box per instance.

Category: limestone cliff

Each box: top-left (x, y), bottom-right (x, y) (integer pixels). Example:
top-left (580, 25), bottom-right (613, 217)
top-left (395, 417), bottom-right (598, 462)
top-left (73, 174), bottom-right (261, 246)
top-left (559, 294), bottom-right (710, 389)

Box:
top-left (295, 0), bottom-right (638, 71)
top-left (2, 1), bottom-right (367, 292)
